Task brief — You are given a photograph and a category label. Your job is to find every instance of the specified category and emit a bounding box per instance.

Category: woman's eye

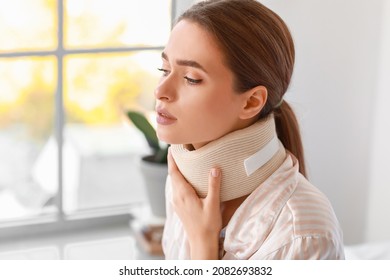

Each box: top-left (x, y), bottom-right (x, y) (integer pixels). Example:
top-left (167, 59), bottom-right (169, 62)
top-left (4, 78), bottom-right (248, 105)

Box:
top-left (157, 68), bottom-right (170, 77)
top-left (184, 76), bottom-right (202, 85)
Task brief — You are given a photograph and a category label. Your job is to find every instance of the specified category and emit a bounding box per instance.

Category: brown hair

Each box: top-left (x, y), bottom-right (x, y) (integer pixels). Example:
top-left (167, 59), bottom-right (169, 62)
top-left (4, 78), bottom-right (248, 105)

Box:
top-left (178, 0), bottom-right (307, 177)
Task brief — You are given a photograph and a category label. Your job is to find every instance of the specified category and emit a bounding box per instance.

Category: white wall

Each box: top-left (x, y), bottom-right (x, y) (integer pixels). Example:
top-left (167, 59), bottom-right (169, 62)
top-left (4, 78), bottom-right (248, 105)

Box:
top-left (174, 0), bottom-right (194, 21)
top-left (262, 0), bottom-right (386, 244)
top-left (367, 0), bottom-right (390, 242)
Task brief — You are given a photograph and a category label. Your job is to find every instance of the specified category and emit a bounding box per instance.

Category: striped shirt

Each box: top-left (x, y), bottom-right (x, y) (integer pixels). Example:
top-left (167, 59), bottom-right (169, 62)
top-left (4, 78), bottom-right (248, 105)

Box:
top-left (162, 153), bottom-right (345, 259)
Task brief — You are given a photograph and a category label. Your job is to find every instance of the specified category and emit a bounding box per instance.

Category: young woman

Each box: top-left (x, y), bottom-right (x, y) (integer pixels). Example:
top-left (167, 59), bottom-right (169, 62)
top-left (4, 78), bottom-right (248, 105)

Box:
top-left (155, 0), bottom-right (344, 260)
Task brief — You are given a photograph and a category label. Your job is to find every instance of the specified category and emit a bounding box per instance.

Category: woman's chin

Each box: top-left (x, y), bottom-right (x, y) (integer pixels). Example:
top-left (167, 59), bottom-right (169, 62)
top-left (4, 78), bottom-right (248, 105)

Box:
top-left (156, 130), bottom-right (178, 145)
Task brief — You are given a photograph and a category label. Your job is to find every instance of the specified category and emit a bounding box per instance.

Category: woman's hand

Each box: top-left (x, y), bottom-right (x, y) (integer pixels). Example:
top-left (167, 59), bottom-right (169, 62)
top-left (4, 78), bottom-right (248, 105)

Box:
top-left (168, 149), bottom-right (222, 260)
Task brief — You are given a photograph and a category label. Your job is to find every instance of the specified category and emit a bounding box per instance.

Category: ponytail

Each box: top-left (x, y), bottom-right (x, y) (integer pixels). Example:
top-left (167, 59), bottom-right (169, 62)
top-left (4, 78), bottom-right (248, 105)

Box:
top-left (274, 101), bottom-right (307, 178)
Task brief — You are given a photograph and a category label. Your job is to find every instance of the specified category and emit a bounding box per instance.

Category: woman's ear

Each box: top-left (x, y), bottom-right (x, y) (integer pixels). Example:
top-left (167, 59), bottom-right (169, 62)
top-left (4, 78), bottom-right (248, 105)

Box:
top-left (239, 86), bottom-right (267, 120)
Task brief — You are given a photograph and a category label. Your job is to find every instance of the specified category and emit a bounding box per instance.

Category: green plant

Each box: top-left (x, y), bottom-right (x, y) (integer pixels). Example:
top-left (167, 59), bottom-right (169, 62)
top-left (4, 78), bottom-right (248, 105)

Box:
top-left (127, 111), bottom-right (168, 164)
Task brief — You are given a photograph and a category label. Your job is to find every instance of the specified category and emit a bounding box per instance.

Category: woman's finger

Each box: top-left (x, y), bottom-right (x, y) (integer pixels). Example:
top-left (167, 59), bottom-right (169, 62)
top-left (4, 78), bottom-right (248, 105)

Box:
top-left (206, 167), bottom-right (221, 204)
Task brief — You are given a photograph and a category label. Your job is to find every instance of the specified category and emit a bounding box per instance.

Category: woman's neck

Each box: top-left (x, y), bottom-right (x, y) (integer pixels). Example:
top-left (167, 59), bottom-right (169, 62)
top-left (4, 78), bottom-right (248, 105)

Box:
top-left (189, 118), bottom-right (258, 151)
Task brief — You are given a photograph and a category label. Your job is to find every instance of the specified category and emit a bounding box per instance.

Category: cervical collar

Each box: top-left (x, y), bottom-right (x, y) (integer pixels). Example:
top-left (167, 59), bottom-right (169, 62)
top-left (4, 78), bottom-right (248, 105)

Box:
top-left (170, 115), bottom-right (286, 202)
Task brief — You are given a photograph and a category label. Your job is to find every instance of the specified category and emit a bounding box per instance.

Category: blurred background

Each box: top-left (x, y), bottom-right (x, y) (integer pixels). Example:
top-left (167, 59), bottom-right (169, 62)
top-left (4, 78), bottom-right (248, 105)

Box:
top-left (0, 0), bottom-right (174, 259)
top-left (0, 0), bottom-right (389, 259)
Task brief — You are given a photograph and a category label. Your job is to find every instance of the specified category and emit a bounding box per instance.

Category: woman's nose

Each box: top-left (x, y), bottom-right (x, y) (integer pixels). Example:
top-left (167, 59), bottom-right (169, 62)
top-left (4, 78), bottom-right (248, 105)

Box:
top-left (154, 77), bottom-right (176, 102)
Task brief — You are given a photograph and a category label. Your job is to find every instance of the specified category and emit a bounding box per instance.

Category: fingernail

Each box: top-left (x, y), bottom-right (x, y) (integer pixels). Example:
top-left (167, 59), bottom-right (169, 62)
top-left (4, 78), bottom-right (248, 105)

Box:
top-left (211, 168), bottom-right (220, 177)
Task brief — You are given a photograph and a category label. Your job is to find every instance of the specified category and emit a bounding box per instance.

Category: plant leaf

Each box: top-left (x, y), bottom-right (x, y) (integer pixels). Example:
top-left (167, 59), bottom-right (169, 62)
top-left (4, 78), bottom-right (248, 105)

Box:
top-left (127, 111), bottom-right (160, 151)
top-left (154, 146), bottom-right (169, 164)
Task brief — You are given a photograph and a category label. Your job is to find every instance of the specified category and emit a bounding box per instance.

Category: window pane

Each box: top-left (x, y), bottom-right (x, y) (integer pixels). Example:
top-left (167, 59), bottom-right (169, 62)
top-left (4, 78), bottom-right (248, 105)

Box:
top-left (0, 0), bottom-right (57, 53)
top-left (64, 0), bottom-right (171, 49)
top-left (63, 51), bottom-right (161, 213)
top-left (0, 57), bottom-right (57, 222)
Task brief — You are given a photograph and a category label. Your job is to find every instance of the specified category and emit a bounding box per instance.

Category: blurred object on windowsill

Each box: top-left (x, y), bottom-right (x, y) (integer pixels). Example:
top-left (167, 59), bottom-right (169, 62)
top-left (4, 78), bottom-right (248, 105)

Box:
top-left (132, 222), bottom-right (164, 256)
top-left (130, 204), bottom-right (165, 257)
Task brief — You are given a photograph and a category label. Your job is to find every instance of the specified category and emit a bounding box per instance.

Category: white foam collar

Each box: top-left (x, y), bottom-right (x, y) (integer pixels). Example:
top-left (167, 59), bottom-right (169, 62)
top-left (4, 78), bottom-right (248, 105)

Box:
top-left (170, 115), bottom-right (286, 202)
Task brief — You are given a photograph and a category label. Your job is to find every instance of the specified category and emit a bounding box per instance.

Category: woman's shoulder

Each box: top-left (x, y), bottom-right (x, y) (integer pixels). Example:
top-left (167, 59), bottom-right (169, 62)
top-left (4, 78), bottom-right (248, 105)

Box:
top-left (276, 175), bottom-right (344, 257)
top-left (287, 174), bottom-right (341, 236)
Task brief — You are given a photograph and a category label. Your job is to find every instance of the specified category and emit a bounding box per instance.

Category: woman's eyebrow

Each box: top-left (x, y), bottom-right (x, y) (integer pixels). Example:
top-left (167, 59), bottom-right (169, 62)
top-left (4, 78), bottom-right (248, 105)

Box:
top-left (162, 52), bottom-right (208, 73)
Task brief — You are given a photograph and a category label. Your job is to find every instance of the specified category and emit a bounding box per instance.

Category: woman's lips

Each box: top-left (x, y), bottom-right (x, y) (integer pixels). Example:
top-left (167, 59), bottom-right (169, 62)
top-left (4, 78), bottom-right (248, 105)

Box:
top-left (156, 107), bottom-right (177, 125)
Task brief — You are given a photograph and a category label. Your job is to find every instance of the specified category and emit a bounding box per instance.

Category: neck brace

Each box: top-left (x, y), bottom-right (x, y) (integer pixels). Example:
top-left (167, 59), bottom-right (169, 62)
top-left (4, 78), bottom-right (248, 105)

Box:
top-left (170, 115), bottom-right (286, 202)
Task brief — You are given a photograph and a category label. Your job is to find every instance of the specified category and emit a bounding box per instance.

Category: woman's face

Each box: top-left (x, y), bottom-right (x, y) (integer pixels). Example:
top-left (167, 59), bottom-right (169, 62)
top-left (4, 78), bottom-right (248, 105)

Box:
top-left (155, 20), bottom-right (249, 149)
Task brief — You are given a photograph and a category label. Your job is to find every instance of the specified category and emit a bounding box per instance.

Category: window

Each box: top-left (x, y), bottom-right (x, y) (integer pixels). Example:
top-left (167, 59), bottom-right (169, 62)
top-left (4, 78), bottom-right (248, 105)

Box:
top-left (0, 0), bottom-right (175, 236)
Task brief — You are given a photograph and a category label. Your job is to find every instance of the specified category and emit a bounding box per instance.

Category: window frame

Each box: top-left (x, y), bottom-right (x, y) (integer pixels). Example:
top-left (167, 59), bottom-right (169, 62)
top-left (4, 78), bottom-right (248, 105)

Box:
top-left (0, 0), bottom-right (179, 240)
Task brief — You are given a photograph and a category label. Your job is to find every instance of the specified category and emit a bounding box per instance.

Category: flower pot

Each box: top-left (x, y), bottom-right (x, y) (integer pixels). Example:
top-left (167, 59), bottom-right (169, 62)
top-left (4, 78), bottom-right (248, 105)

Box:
top-left (138, 155), bottom-right (168, 218)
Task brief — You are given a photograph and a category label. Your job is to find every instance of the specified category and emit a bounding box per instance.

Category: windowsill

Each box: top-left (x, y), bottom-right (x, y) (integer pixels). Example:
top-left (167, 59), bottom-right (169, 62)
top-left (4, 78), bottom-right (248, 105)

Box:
top-left (0, 220), bottom-right (163, 260)
top-left (0, 204), bottom-right (165, 260)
